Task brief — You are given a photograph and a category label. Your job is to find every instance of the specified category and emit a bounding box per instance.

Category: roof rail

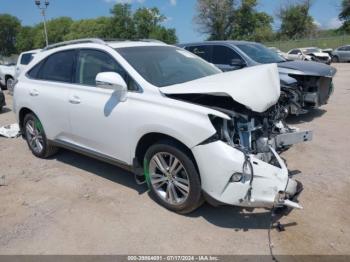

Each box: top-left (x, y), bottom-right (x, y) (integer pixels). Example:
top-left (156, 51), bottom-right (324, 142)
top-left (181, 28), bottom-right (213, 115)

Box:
top-left (42, 38), bottom-right (106, 51)
top-left (103, 38), bottom-right (165, 44)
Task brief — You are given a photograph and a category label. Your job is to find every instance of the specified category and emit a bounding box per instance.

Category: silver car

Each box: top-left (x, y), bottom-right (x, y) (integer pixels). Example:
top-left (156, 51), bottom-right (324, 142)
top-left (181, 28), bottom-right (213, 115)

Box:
top-left (332, 45), bottom-right (350, 62)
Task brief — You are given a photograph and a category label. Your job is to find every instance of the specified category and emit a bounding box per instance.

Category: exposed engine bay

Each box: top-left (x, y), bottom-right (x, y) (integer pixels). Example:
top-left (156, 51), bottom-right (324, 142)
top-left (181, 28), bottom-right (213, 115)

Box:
top-left (167, 93), bottom-right (312, 165)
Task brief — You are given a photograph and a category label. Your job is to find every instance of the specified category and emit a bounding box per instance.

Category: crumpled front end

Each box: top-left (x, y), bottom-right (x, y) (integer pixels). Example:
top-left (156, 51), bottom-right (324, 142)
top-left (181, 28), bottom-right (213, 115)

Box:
top-left (278, 61), bottom-right (337, 114)
top-left (189, 104), bottom-right (308, 209)
top-left (192, 141), bottom-right (302, 209)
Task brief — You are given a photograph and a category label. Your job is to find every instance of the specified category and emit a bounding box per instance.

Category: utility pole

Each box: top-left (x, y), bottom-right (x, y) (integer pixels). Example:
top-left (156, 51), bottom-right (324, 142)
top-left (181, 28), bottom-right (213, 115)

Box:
top-left (35, 0), bottom-right (50, 47)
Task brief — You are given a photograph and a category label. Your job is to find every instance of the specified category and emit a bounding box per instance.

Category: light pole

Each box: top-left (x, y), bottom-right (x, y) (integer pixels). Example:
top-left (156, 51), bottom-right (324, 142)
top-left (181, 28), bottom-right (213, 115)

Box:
top-left (35, 0), bottom-right (49, 47)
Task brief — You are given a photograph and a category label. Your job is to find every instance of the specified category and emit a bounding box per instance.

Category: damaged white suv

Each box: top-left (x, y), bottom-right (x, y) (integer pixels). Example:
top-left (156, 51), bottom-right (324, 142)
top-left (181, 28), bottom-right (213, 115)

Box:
top-left (13, 39), bottom-right (311, 214)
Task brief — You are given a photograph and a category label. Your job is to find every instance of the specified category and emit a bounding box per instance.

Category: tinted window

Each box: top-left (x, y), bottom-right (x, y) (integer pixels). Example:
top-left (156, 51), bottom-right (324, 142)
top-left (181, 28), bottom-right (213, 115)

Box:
top-left (212, 45), bottom-right (243, 65)
top-left (236, 43), bottom-right (285, 64)
top-left (345, 46), bottom-right (350, 51)
top-left (290, 49), bottom-right (300, 55)
top-left (38, 50), bottom-right (76, 83)
top-left (20, 53), bottom-right (34, 65)
top-left (186, 45), bottom-right (212, 62)
top-left (117, 46), bottom-right (220, 87)
top-left (76, 49), bottom-right (138, 91)
top-left (27, 60), bottom-right (45, 79)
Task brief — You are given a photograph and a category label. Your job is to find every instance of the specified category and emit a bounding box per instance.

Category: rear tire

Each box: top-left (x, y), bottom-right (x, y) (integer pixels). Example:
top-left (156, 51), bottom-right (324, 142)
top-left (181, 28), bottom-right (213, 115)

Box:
top-left (23, 113), bottom-right (58, 158)
top-left (144, 140), bottom-right (203, 214)
top-left (6, 77), bottom-right (14, 91)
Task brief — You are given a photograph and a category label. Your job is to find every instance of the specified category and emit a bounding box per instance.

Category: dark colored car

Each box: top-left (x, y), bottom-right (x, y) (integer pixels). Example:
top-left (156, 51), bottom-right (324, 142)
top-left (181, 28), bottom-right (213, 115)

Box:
top-left (178, 41), bottom-right (337, 115)
top-left (0, 90), bottom-right (5, 112)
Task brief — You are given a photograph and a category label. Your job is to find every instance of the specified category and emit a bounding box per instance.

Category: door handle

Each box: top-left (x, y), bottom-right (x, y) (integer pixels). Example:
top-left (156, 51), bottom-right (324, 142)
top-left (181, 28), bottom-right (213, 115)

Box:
top-left (69, 95), bottom-right (81, 104)
top-left (29, 89), bottom-right (39, 96)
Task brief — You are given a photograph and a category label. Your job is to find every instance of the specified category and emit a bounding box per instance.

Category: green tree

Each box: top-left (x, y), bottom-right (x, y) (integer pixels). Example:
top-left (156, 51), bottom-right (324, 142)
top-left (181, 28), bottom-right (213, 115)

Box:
top-left (134, 7), bottom-right (166, 38)
top-left (65, 17), bottom-right (111, 40)
top-left (149, 27), bottom-right (178, 44)
top-left (194, 0), bottom-right (236, 40)
top-left (108, 4), bottom-right (135, 39)
top-left (278, 0), bottom-right (317, 40)
top-left (194, 0), bottom-right (273, 41)
top-left (339, 0), bottom-right (350, 33)
top-left (33, 17), bottom-right (73, 48)
top-left (232, 0), bottom-right (274, 41)
top-left (16, 26), bottom-right (36, 53)
top-left (0, 14), bottom-right (21, 56)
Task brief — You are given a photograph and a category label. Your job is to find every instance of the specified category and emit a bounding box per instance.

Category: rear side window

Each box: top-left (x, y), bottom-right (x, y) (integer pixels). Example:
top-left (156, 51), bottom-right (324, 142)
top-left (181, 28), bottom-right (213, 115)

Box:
top-left (27, 60), bottom-right (45, 79)
top-left (290, 49), bottom-right (299, 55)
top-left (212, 46), bottom-right (243, 65)
top-left (20, 53), bottom-right (34, 65)
top-left (38, 50), bottom-right (76, 83)
top-left (186, 45), bottom-right (212, 62)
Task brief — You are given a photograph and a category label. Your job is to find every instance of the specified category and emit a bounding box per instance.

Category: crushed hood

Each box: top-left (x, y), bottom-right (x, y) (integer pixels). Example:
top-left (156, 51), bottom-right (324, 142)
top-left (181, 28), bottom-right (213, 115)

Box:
top-left (278, 60), bottom-right (337, 77)
top-left (305, 52), bottom-right (329, 57)
top-left (161, 64), bottom-right (280, 113)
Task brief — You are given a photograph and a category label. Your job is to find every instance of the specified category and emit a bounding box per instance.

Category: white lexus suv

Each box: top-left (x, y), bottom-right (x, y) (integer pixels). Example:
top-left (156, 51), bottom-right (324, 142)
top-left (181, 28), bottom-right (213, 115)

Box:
top-left (13, 39), bottom-right (310, 214)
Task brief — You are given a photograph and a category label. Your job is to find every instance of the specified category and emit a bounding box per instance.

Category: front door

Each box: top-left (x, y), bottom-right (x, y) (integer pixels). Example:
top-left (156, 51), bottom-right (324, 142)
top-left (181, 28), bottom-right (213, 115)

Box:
top-left (68, 49), bottom-right (136, 163)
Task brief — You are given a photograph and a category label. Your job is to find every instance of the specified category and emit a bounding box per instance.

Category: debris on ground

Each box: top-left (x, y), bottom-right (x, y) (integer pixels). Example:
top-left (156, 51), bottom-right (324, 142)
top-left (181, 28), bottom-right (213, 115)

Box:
top-left (0, 123), bottom-right (20, 138)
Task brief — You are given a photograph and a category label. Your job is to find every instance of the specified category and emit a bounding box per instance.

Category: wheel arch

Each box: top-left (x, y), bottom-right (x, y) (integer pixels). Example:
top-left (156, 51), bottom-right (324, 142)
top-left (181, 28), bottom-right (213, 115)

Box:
top-left (134, 132), bottom-right (200, 175)
top-left (18, 107), bottom-right (36, 136)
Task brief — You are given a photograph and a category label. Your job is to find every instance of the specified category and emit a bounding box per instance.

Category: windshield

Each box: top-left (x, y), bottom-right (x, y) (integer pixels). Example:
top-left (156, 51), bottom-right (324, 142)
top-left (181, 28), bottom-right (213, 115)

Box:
top-left (236, 43), bottom-right (285, 64)
top-left (116, 46), bottom-right (221, 87)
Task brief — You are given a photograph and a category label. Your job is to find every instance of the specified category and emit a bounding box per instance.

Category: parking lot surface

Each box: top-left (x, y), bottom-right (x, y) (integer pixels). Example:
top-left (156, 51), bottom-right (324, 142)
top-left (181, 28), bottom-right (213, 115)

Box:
top-left (0, 64), bottom-right (349, 255)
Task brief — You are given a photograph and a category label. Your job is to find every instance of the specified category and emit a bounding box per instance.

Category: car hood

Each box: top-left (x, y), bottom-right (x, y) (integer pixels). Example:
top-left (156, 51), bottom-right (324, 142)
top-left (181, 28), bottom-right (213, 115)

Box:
top-left (305, 52), bottom-right (329, 57)
top-left (161, 64), bottom-right (280, 113)
top-left (278, 60), bottom-right (336, 77)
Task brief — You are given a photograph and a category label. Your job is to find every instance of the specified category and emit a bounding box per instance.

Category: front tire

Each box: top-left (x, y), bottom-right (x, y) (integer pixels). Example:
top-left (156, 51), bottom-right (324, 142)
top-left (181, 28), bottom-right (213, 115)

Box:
top-left (23, 113), bottom-right (58, 158)
top-left (144, 141), bottom-right (203, 214)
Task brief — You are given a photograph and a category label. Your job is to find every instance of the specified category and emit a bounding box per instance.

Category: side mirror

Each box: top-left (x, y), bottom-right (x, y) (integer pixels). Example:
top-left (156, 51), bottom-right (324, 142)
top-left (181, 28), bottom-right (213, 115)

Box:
top-left (96, 72), bottom-right (127, 101)
top-left (230, 58), bottom-right (246, 68)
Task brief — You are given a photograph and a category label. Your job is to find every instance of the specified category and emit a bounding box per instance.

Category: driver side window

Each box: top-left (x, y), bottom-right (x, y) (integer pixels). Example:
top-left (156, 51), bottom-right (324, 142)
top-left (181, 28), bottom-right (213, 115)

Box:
top-left (75, 49), bottom-right (139, 91)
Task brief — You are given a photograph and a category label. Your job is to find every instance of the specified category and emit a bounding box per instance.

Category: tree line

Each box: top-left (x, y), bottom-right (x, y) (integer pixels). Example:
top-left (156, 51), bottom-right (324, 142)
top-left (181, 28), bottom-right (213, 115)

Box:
top-left (195, 0), bottom-right (350, 42)
top-left (0, 3), bottom-right (177, 56)
top-left (0, 0), bottom-right (349, 56)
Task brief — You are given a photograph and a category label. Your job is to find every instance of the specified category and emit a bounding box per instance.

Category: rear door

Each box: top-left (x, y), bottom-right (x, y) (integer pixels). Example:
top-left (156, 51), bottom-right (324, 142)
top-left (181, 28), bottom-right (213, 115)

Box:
top-left (26, 50), bottom-right (76, 141)
top-left (185, 45), bottom-right (213, 63)
top-left (68, 49), bottom-right (137, 163)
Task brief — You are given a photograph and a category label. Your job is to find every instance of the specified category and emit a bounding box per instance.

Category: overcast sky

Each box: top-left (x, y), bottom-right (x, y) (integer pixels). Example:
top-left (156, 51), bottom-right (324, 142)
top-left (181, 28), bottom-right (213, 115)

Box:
top-left (0, 0), bottom-right (344, 42)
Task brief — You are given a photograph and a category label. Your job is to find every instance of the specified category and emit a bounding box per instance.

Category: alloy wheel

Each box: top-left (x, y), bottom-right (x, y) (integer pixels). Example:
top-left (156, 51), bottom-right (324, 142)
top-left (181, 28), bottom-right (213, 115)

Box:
top-left (149, 152), bottom-right (190, 205)
top-left (25, 119), bottom-right (44, 154)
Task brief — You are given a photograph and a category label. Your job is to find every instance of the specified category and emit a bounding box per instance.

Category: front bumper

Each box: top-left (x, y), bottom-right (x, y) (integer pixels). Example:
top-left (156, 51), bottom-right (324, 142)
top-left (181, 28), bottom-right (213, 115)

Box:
top-left (192, 141), bottom-right (302, 209)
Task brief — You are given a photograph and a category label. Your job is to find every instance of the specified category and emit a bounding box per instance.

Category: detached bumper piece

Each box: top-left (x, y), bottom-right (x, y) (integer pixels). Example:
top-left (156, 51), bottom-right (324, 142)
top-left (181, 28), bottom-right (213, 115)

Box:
top-left (272, 130), bottom-right (313, 149)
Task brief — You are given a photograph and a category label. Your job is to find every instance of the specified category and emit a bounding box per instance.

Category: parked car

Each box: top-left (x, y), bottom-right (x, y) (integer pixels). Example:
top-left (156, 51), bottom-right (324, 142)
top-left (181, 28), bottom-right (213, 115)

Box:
top-left (286, 47), bottom-right (331, 64)
top-left (0, 89), bottom-right (5, 112)
top-left (0, 62), bottom-right (16, 90)
top-left (15, 49), bottom-right (41, 79)
top-left (0, 50), bottom-right (41, 92)
top-left (14, 39), bottom-right (310, 213)
top-left (178, 41), bottom-right (336, 115)
top-left (268, 47), bottom-right (288, 59)
top-left (331, 45), bottom-right (350, 62)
